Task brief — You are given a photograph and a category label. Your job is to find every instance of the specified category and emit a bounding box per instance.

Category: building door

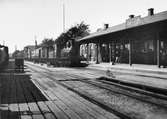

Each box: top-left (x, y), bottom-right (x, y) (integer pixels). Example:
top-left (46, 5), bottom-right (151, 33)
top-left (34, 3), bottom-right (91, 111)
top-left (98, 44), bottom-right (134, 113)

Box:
top-left (159, 32), bottom-right (167, 67)
top-left (39, 49), bottom-right (41, 58)
top-left (133, 39), bottom-right (155, 64)
top-left (160, 40), bottom-right (167, 66)
top-left (101, 43), bottom-right (109, 62)
top-left (110, 41), bottom-right (116, 63)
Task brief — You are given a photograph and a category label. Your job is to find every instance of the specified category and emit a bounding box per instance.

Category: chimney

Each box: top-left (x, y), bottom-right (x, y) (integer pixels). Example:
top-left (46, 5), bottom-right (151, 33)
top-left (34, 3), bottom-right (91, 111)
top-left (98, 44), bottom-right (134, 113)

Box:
top-left (129, 14), bottom-right (135, 19)
top-left (148, 8), bottom-right (154, 16)
top-left (104, 24), bottom-right (109, 29)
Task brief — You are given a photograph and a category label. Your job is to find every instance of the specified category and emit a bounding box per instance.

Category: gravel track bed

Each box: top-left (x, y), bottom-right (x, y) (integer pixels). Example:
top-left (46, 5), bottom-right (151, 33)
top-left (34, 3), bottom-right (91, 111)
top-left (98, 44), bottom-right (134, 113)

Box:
top-left (94, 80), bottom-right (167, 106)
top-left (26, 63), bottom-right (167, 119)
top-left (61, 80), bottom-right (167, 119)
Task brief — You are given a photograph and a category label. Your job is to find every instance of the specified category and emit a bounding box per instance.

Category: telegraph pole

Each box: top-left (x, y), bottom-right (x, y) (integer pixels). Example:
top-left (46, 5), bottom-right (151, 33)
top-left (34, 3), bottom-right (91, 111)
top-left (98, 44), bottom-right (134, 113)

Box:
top-left (63, 2), bottom-right (65, 32)
top-left (15, 45), bottom-right (17, 51)
top-left (34, 35), bottom-right (37, 58)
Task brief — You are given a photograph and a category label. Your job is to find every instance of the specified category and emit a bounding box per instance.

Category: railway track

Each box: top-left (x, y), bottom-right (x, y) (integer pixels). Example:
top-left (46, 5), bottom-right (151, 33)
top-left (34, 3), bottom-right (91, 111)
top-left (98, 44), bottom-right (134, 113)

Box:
top-left (26, 63), bottom-right (131, 119)
top-left (74, 78), bottom-right (167, 108)
top-left (97, 77), bottom-right (167, 100)
top-left (26, 62), bottom-right (167, 119)
top-left (52, 71), bottom-right (167, 109)
top-left (46, 67), bottom-right (167, 108)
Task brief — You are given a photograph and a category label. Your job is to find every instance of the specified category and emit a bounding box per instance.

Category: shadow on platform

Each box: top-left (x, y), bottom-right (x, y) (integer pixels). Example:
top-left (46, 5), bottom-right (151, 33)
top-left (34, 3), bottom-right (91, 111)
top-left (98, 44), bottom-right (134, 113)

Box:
top-left (0, 73), bottom-right (47, 104)
top-left (0, 109), bottom-right (20, 119)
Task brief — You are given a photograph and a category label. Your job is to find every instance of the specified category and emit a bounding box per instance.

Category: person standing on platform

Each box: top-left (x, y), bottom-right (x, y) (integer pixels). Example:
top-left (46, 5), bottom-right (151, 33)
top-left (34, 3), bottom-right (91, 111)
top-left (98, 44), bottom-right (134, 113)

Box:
top-left (115, 46), bottom-right (120, 63)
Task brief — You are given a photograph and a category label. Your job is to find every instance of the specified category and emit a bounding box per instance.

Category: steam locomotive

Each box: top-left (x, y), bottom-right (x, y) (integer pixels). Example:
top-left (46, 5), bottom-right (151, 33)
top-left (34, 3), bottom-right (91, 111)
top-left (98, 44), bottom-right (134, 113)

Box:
top-left (0, 45), bottom-right (9, 69)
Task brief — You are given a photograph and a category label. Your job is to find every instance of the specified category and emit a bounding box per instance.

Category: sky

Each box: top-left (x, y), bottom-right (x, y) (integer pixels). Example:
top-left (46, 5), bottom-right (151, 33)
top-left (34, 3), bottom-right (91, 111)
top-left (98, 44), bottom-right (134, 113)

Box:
top-left (0, 0), bottom-right (167, 53)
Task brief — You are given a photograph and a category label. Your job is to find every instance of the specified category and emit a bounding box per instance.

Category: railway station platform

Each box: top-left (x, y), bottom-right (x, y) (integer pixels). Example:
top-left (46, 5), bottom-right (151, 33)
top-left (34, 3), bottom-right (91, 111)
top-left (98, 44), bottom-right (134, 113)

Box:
top-left (0, 60), bottom-right (119, 119)
top-left (26, 60), bottom-right (167, 90)
top-left (87, 63), bottom-right (167, 89)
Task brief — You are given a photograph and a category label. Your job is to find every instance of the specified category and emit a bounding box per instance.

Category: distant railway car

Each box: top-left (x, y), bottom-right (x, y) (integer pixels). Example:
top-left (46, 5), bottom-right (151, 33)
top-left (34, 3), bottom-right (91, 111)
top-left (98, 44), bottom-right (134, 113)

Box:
top-left (15, 59), bottom-right (24, 71)
top-left (0, 45), bottom-right (9, 69)
top-left (14, 51), bottom-right (24, 72)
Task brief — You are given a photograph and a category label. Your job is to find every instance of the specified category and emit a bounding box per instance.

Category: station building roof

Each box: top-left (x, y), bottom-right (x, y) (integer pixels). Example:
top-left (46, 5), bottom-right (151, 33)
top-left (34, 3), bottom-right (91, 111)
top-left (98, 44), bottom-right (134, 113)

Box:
top-left (78, 10), bottom-right (167, 42)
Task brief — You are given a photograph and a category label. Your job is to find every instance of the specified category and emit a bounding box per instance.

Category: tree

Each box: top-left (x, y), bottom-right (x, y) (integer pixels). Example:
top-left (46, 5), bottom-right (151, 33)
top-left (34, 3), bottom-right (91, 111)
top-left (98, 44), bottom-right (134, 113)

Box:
top-left (42, 38), bottom-right (54, 48)
top-left (55, 21), bottom-right (89, 49)
top-left (55, 21), bottom-right (90, 65)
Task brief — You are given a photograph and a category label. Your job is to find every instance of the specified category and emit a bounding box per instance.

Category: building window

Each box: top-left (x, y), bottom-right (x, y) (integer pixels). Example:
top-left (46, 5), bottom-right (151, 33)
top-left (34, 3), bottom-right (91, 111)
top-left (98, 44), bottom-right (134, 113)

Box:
top-left (134, 40), bottom-right (154, 53)
top-left (144, 40), bottom-right (154, 52)
top-left (125, 43), bottom-right (130, 50)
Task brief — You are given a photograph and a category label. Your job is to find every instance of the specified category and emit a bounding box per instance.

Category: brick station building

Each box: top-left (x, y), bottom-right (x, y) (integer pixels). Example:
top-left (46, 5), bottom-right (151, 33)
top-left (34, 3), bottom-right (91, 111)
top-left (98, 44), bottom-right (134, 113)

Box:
top-left (78, 8), bottom-right (167, 67)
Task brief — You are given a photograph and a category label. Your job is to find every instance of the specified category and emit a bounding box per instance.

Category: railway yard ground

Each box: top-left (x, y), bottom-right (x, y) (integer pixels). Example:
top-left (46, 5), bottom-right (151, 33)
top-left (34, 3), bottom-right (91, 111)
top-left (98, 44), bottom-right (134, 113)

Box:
top-left (0, 59), bottom-right (167, 119)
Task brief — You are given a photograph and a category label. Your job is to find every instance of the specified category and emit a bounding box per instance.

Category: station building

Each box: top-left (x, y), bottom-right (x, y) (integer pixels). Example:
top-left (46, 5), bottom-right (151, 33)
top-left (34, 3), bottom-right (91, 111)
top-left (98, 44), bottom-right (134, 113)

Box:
top-left (78, 8), bottom-right (167, 67)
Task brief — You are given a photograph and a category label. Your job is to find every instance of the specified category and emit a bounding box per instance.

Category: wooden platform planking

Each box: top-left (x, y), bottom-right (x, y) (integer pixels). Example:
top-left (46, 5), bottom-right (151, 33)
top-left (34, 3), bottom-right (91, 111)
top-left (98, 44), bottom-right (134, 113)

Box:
top-left (8, 96), bottom-right (20, 119)
top-left (57, 82), bottom-right (120, 119)
top-left (32, 78), bottom-right (49, 91)
top-left (19, 76), bottom-right (35, 103)
top-left (32, 114), bottom-right (44, 119)
top-left (32, 76), bottom-right (72, 119)
top-left (25, 80), bottom-right (45, 119)
top-left (18, 77), bottom-right (34, 119)
top-left (54, 72), bottom-right (120, 119)
top-left (1, 75), bottom-right (8, 104)
top-left (15, 75), bottom-right (32, 119)
top-left (52, 89), bottom-right (96, 119)
top-left (51, 96), bottom-right (93, 119)
top-left (53, 87), bottom-right (107, 119)
top-left (30, 75), bottom-right (56, 100)
top-left (24, 63), bottom-right (121, 119)
top-left (1, 62), bottom-right (30, 119)
top-left (43, 113), bottom-right (56, 119)
top-left (71, 91), bottom-right (119, 119)
top-left (9, 73), bottom-right (18, 106)
top-left (2, 75), bottom-right (10, 119)
top-left (37, 101), bottom-right (56, 119)
top-left (32, 72), bottom-right (106, 118)
top-left (26, 78), bottom-right (46, 101)
top-left (20, 115), bottom-right (32, 119)
top-left (42, 75), bottom-right (119, 119)
top-left (19, 75), bottom-right (49, 119)
top-left (15, 75), bottom-right (26, 103)
top-left (34, 75), bottom-right (111, 119)
top-left (6, 75), bottom-right (11, 119)
top-left (9, 74), bottom-right (19, 114)
top-left (0, 72), bottom-right (49, 119)
top-left (0, 104), bottom-right (9, 119)
top-left (0, 77), bottom-right (1, 119)
top-left (0, 74), bottom-right (11, 118)
top-left (28, 102), bottom-right (44, 119)
top-left (34, 75), bottom-right (84, 119)
top-left (51, 98), bottom-right (82, 119)
top-left (45, 101), bottom-right (69, 119)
